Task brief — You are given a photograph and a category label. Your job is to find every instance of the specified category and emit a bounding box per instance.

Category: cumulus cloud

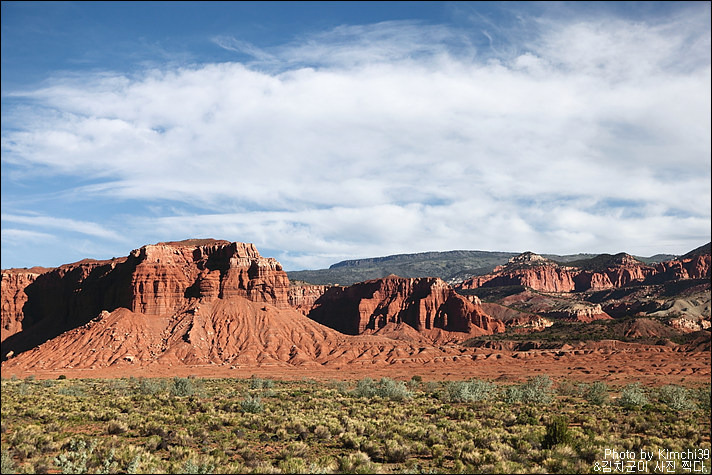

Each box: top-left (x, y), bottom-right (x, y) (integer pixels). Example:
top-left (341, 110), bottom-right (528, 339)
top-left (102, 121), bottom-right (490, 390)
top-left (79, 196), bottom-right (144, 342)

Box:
top-left (2, 7), bottom-right (710, 269)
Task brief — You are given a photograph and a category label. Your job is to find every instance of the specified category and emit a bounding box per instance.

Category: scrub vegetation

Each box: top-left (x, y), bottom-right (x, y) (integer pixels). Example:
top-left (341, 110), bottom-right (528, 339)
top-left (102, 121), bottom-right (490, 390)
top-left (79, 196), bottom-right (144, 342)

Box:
top-left (1, 375), bottom-right (709, 474)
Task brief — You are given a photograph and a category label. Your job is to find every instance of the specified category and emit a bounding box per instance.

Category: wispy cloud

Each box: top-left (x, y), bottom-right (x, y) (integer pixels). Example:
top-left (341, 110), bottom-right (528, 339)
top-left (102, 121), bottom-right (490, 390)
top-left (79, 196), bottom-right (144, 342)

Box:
top-left (212, 36), bottom-right (276, 62)
top-left (2, 5), bottom-right (710, 269)
top-left (1, 228), bottom-right (54, 244)
top-left (1, 214), bottom-right (122, 241)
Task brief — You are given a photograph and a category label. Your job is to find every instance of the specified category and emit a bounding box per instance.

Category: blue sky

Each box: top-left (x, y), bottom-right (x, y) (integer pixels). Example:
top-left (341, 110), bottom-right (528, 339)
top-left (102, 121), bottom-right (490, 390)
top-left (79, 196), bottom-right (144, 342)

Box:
top-left (2, 1), bottom-right (710, 270)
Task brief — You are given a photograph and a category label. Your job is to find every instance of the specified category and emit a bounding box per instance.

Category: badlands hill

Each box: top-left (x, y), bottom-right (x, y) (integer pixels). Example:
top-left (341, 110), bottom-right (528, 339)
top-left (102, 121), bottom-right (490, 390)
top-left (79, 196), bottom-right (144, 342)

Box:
top-left (1, 239), bottom-right (709, 382)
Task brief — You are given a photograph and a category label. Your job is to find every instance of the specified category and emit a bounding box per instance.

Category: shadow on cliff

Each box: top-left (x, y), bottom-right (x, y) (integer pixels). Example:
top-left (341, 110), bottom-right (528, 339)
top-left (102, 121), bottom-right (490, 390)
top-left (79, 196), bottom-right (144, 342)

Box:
top-left (2, 258), bottom-right (136, 361)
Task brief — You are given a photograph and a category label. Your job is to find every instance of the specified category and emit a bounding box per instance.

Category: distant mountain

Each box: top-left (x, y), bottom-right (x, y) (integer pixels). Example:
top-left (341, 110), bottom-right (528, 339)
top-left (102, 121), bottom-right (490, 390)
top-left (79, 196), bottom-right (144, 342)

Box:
top-left (288, 250), bottom-right (518, 285)
top-left (682, 242), bottom-right (712, 259)
top-left (287, 249), bottom-right (681, 286)
top-left (641, 254), bottom-right (679, 264)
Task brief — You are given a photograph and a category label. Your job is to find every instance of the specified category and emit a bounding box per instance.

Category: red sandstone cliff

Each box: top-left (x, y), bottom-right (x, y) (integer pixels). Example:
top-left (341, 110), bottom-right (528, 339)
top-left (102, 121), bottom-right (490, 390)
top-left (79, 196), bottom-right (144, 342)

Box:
top-left (458, 252), bottom-right (579, 292)
top-left (1, 269), bottom-right (45, 342)
top-left (457, 251), bottom-right (710, 293)
top-left (2, 240), bottom-right (503, 369)
top-left (1, 258), bottom-right (136, 357)
top-left (306, 275), bottom-right (504, 337)
top-left (2, 241), bottom-right (709, 376)
top-left (128, 240), bottom-right (290, 314)
top-left (0, 241), bottom-right (506, 373)
top-left (288, 283), bottom-right (333, 315)
top-left (650, 254), bottom-right (711, 283)
top-left (0, 240), bottom-right (291, 358)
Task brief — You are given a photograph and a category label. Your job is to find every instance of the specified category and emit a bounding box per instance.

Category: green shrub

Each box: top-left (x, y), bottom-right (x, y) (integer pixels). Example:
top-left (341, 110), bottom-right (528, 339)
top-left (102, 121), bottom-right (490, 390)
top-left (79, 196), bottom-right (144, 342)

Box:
top-left (179, 458), bottom-right (215, 474)
top-left (138, 378), bottom-right (166, 395)
top-left (126, 454), bottom-right (141, 474)
top-left (57, 384), bottom-right (86, 397)
top-left (249, 377), bottom-right (274, 390)
top-left (446, 379), bottom-right (496, 403)
top-left (360, 439), bottom-right (383, 461)
top-left (54, 439), bottom-right (96, 474)
top-left (384, 439), bottom-right (411, 463)
top-left (169, 377), bottom-right (195, 397)
top-left (336, 451), bottom-right (378, 474)
top-left (57, 375), bottom-right (67, 380)
top-left (658, 385), bottom-right (696, 411)
top-left (542, 416), bottom-right (572, 449)
top-left (374, 377), bottom-right (412, 401)
top-left (329, 380), bottom-right (349, 394)
top-left (585, 381), bottom-right (609, 406)
top-left (423, 381), bottom-right (440, 394)
top-left (240, 395), bottom-right (263, 413)
top-left (15, 382), bottom-right (30, 396)
top-left (503, 378), bottom-right (554, 404)
top-left (520, 375), bottom-right (555, 404)
top-left (278, 457), bottom-right (307, 473)
top-left (352, 377), bottom-right (411, 401)
top-left (1, 449), bottom-right (15, 474)
top-left (695, 386), bottom-right (711, 412)
top-left (504, 385), bottom-right (523, 404)
top-left (341, 432), bottom-right (364, 450)
top-left (313, 425), bottom-right (331, 440)
top-left (98, 448), bottom-right (117, 474)
top-left (619, 383), bottom-right (648, 408)
top-left (352, 378), bottom-right (377, 398)
top-left (515, 406), bottom-right (540, 425)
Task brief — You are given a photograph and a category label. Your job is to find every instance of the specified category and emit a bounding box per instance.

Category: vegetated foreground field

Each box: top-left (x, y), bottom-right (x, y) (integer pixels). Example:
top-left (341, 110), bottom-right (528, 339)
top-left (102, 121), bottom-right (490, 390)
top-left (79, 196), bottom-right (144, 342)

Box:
top-left (1, 376), bottom-right (710, 474)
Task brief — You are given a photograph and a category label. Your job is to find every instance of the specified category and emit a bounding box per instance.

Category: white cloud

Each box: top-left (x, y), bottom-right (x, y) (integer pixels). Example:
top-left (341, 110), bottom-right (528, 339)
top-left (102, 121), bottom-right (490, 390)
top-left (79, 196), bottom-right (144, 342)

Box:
top-left (1, 214), bottom-right (122, 241)
top-left (2, 8), bottom-right (710, 269)
top-left (212, 36), bottom-right (276, 62)
top-left (1, 228), bottom-right (54, 244)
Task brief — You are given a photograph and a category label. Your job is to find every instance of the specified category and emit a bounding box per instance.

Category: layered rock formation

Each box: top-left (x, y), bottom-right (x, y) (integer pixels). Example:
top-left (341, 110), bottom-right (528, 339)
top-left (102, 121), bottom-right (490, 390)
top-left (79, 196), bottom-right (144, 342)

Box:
top-left (306, 275), bottom-right (505, 336)
top-left (539, 303), bottom-right (611, 323)
top-left (649, 254), bottom-right (711, 284)
top-left (457, 250), bottom-right (710, 293)
top-left (1, 269), bottom-right (44, 342)
top-left (288, 283), bottom-right (332, 315)
top-left (2, 240), bottom-right (709, 377)
top-left (1, 240), bottom-right (503, 372)
top-left (2, 258), bottom-right (136, 357)
top-left (1, 240), bottom-right (291, 358)
top-left (129, 240), bottom-right (290, 314)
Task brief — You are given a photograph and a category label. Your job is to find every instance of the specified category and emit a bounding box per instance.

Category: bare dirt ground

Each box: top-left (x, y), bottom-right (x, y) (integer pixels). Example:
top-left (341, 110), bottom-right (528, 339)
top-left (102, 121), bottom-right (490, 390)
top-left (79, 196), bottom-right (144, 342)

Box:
top-left (4, 346), bottom-right (708, 386)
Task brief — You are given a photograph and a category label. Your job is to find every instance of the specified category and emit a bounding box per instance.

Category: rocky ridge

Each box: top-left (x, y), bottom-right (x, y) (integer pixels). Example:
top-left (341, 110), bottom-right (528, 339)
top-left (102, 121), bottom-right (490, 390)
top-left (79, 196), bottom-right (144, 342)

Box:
top-left (2, 240), bottom-right (709, 378)
top-left (1, 240), bottom-right (502, 371)
top-left (1, 270), bottom-right (42, 342)
top-left (306, 275), bottom-right (504, 338)
top-left (1, 240), bottom-right (290, 359)
top-left (457, 250), bottom-right (710, 293)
